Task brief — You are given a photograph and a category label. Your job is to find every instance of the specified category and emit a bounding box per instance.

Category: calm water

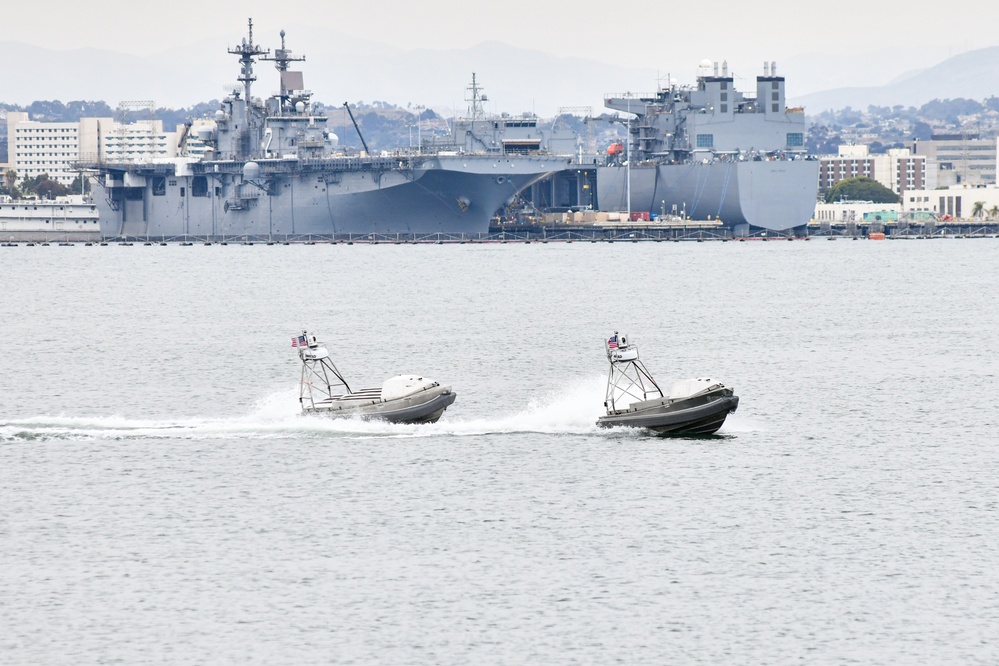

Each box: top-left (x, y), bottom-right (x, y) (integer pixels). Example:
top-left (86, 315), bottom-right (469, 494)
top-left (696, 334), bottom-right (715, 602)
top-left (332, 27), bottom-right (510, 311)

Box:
top-left (1, 239), bottom-right (997, 664)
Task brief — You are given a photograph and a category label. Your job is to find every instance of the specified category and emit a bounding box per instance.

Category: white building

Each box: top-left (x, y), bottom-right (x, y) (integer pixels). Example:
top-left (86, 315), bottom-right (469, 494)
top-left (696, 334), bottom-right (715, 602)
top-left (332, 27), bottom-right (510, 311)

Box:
top-left (814, 200), bottom-right (901, 224)
top-left (6, 112), bottom-right (86, 186)
top-left (101, 120), bottom-right (176, 162)
top-left (6, 114), bottom-right (212, 185)
top-left (900, 183), bottom-right (999, 219)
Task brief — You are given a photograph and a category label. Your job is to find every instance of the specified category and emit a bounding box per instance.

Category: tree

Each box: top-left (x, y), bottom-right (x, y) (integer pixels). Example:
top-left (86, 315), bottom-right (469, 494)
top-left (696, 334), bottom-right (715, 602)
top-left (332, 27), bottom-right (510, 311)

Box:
top-left (989, 206), bottom-right (999, 220)
top-left (824, 177), bottom-right (899, 204)
top-left (20, 174), bottom-right (71, 199)
top-left (69, 175), bottom-right (90, 195)
top-left (971, 201), bottom-right (986, 219)
top-left (1, 169), bottom-right (18, 198)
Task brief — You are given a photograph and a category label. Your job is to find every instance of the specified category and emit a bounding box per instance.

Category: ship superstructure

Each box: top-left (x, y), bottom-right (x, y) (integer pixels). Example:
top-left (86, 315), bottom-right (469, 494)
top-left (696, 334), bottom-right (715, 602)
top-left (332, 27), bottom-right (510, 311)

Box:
top-left (82, 21), bottom-right (567, 239)
top-left (597, 60), bottom-right (819, 232)
top-left (435, 73), bottom-right (579, 157)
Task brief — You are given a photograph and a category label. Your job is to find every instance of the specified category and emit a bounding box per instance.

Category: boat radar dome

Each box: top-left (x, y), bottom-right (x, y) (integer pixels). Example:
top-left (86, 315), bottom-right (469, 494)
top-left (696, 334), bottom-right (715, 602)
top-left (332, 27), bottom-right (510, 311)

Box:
top-left (243, 161), bottom-right (261, 180)
top-left (295, 101), bottom-right (305, 113)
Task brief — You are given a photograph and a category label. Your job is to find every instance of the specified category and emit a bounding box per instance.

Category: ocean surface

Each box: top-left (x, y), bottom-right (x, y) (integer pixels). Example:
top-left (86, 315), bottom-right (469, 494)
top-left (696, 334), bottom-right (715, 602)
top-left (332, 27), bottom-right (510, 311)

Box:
top-left (1, 238), bottom-right (997, 664)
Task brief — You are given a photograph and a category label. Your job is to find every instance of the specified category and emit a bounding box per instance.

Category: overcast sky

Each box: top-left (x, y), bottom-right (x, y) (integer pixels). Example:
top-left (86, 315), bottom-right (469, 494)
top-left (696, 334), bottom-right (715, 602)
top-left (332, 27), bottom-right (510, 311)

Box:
top-left (8, 0), bottom-right (996, 69)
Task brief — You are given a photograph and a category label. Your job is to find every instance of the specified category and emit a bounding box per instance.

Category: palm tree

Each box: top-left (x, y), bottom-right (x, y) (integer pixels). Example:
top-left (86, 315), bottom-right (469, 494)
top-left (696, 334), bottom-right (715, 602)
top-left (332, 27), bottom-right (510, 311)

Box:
top-left (2, 169), bottom-right (17, 197)
top-left (971, 201), bottom-right (986, 219)
top-left (989, 206), bottom-right (999, 220)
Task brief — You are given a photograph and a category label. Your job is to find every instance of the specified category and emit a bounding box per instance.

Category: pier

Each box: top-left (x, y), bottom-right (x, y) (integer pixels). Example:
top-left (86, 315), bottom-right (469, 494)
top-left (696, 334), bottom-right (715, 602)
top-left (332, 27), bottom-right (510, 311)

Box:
top-left (3, 221), bottom-right (998, 246)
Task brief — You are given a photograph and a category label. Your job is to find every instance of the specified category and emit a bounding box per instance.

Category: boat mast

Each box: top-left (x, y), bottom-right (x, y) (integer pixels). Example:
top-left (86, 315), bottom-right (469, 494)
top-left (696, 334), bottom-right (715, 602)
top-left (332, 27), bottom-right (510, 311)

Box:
top-left (604, 333), bottom-right (663, 412)
top-left (298, 332), bottom-right (352, 409)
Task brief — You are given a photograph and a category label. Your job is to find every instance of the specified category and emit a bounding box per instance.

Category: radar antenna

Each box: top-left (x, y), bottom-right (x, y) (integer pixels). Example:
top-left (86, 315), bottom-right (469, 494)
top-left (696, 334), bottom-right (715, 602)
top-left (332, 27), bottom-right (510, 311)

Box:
top-left (228, 19), bottom-right (270, 125)
top-left (260, 30), bottom-right (309, 113)
top-left (261, 30), bottom-right (305, 72)
top-left (466, 72), bottom-right (487, 121)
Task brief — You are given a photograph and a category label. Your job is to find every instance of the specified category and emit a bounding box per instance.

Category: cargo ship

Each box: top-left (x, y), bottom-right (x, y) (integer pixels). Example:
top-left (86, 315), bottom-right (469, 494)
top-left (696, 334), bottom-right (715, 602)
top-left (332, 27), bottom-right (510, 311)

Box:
top-left (597, 60), bottom-right (819, 233)
top-left (82, 21), bottom-right (568, 239)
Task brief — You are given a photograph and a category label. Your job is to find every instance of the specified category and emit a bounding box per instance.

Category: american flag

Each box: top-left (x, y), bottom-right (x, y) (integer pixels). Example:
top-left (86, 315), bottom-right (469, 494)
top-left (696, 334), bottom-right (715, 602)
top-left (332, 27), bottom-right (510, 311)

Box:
top-left (292, 334), bottom-right (307, 347)
top-left (607, 335), bottom-right (618, 349)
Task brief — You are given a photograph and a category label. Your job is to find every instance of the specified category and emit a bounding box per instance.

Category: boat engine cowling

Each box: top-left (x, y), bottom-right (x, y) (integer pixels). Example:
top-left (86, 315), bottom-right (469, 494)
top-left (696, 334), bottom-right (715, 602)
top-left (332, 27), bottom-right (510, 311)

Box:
top-left (381, 375), bottom-right (440, 401)
top-left (669, 378), bottom-right (725, 400)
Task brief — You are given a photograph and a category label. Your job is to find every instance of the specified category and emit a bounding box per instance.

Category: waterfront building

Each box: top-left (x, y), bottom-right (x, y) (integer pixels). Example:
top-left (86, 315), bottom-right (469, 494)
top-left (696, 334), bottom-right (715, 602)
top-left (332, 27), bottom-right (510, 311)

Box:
top-left (907, 134), bottom-right (997, 187)
top-left (6, 112), bottom-right (86, 186)
top-left (813, 200), bottom-right (901, 224)
top-left (6, 113), bottom-right (205, 185)
top-left (819, 144), bottom-right (932, 196)
top-left (900, 183), bottom-right (999, 219)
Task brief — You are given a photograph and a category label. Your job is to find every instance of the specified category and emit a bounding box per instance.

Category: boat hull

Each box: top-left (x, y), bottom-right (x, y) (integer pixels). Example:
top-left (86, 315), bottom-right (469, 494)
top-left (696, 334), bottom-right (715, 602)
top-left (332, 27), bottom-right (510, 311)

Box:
top-left (596, 159), bottom-right (819, 231)
top-left (90, 155), bottom-right (565, 238)
top-left (597, 391), bottom-right (739, 436)
top-left (304, 387), bottom-right (456, 424)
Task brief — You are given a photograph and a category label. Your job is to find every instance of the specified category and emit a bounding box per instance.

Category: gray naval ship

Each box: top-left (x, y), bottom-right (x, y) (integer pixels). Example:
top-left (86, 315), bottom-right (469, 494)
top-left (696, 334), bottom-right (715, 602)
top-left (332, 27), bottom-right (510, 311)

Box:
top-left (429, 73), bottom-right (580, 158)
top-left (85, 21), bottom-right (567, 239)
top-left (598, 60), bottom-right (819, 233)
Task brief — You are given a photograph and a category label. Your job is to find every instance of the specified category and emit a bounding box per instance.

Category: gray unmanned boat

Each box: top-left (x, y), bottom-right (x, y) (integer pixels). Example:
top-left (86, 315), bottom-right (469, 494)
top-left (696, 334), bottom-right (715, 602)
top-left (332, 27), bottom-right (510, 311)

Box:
top-left (296, 332), bottom-right (455, 424)
top-left (596, 332), bottom-right (738, 435)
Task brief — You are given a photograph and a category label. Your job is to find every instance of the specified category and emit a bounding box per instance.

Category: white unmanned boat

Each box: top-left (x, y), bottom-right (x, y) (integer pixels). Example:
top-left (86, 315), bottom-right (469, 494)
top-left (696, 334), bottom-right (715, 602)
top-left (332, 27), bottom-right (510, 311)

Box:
top-left (596, 332), bottom-right (738, 435)
top-left (295, 331), bottom-right (456, 423)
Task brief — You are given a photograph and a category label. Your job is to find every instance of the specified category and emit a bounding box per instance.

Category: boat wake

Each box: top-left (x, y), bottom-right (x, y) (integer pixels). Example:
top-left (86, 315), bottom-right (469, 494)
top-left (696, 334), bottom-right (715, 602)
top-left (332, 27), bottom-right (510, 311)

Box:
top-left (0, 378), bottom-right (604, 443)
top-left (1, 377), bottom-right (748, 443)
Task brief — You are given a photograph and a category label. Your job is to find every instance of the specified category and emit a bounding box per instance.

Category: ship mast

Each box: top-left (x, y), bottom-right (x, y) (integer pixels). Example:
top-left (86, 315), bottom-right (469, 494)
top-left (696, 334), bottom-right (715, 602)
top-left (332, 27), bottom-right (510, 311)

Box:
top-left (228, 19), bottom-right (270, 133)
top-left (466, 73), bottom-right (486, 121)
top-left (261, 29), bottom-right (307, 115)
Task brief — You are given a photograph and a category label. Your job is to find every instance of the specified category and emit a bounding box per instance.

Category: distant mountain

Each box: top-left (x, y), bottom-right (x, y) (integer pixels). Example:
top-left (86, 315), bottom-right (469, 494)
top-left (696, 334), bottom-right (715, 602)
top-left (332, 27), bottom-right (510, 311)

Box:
top-left (788, 47), bottom-right (999, 112)
top-left (0, 29), bottom-right (659, 118)
top-left (7, 31), bottom-right (997, 120)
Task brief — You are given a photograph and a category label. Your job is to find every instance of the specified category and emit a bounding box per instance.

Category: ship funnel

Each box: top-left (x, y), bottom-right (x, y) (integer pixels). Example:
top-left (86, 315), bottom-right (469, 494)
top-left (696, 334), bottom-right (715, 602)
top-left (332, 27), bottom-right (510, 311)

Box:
top-left (722, 60), bottom-right (728, 77)
top-left (763, 61), bottom-right (769, 76)
top-left (771, 61), bottom-right (777, 76)
top-left (713, 61), bottom-right (719, 76)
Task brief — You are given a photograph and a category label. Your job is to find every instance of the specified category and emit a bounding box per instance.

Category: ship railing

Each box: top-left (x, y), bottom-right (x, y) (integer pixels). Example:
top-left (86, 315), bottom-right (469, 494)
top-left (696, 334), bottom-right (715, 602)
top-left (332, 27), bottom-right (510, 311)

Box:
top-left (603, 92), bottom-right (660, 101)
top-left (73, 160), bottom-right (177, 175)
top-left (192, 156), bottom-right (417, 176)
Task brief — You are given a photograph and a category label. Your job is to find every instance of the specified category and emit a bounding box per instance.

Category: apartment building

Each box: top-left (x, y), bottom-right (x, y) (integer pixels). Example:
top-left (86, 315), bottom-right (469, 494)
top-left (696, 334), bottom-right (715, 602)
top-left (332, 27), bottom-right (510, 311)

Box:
top-left (819, 144), bottom-right (933, 195)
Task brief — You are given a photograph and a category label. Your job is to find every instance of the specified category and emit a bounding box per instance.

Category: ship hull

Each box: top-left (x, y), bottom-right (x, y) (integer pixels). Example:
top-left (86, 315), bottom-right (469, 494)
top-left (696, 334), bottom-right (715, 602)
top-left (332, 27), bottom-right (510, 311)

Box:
top-left (90, 155), bottom-right (564, 238)
top-left (596, 160), bottom-right (819, 231)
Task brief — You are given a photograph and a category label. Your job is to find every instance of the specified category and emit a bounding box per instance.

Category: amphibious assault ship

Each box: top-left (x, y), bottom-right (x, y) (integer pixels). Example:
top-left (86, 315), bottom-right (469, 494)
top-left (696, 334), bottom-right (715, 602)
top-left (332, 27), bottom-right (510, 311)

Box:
top-left (598, 60), bottom-right (819, 233)
top-left (83, 21), bottom-right (567, 239)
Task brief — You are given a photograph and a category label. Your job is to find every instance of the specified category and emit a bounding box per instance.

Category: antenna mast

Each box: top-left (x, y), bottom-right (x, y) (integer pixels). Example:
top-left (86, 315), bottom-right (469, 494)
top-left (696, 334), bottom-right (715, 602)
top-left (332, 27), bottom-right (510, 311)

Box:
top-left (228, 19), bottom-right (270, 127)
top-left (466, 73), bottom-right (486, 121)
